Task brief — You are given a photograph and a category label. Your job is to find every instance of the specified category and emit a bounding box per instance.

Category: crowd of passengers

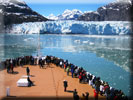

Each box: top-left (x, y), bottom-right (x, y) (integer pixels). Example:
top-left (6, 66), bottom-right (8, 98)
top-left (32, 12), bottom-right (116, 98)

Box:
top-left (2, 55), bottom-right (128, 100)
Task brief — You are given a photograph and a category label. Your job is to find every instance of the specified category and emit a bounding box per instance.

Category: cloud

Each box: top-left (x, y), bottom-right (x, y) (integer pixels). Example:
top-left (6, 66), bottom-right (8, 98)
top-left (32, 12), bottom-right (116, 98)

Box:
top-left (24, 0), bottom-right (115, 4)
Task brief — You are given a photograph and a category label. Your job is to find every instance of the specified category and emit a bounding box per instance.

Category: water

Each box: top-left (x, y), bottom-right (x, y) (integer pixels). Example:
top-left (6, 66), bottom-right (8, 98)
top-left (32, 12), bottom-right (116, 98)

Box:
top-left (0, 34), bottom-right (132, 96)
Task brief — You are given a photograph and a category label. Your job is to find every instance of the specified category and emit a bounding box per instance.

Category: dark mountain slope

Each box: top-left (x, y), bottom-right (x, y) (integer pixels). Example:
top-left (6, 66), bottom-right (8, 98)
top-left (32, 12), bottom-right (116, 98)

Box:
top-left (78, 0), bottom-right (133, 21)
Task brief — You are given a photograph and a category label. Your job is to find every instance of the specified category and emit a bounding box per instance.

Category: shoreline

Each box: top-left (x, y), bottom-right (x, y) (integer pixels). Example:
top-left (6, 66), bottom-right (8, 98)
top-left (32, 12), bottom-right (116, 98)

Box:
top-left (1, 33), bottom-right (132, 37)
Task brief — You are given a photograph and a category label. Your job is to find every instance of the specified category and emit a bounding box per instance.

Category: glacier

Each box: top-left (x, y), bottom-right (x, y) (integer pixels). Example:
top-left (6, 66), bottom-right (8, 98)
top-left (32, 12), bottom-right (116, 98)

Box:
top-left (10, 21), bottom-right (132, 35)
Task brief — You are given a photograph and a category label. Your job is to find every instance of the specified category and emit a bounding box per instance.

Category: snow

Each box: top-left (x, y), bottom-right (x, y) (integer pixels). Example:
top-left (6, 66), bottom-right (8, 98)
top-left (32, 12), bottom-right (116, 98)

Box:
top-left (59, 9), bottom-right (83, 20)
top-left (115, 9), bottom-right (119, 11)
top-left (13, 4), bottom-right (27, 9)
top-left (83, 11), bottom-right (99, 15)
top-left (25, 15), bottom-right (38, 17)
top-left (0, 9), bottom-right (3, 13)
top-left (47, 14), bottom-right (58, 20)
top-left (6, 12), bottom-right (23, 15)
top-left (15, 0), bottom-right (25, 4)
top-left (93, 11), bottom-right (99, 15)
top-left (84, 11), bottom-right (93, 14)
top-left (102, 6), bottom-right (106, 9)
top-left (11, 21), bottom-right (132, 35)
top-left (109, 7), bottom-right (113, 9)
top-left (110, 8), bottom-right (120, 11)
top-left (114, 0), bottom-right (132, 4)
top-left (0, 0), bottom-right (26, 4)
top-left (47, 9), bottom-right (83, 20)
top-left (0, 0), bottom-right (26, 8)
top-left (126, 7), bottom-right (129, 10)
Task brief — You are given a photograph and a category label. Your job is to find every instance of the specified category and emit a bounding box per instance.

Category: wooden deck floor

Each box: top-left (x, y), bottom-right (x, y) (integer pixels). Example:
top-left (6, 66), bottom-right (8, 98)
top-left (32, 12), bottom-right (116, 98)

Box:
top-left (0, 64), bottom-right (105, 100)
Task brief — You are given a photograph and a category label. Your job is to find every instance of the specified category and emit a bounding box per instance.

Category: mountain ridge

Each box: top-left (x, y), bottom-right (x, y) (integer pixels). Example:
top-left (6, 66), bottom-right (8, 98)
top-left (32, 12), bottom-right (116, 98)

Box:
top-left (78, 0), bottom-right (133, 21)
top-left (0, 0), bottom-right (48, 31)
top-left (47, 9), bottom-right (83, 20)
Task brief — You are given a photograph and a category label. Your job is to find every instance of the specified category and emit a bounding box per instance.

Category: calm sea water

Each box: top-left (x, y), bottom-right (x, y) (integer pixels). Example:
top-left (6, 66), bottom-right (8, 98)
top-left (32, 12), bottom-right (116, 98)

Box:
top-left (0, 34), bottom-right (132, 96)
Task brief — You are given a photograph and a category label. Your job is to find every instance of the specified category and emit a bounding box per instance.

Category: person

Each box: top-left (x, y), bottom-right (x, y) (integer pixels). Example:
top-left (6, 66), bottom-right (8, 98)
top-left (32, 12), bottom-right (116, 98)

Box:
top-left (71, 64), bottom-right (75, 78)
top-left (94, 89), bottom-right (98, 100)
top-left (81, 93), bottom-right (86, 100)
top-left (100, 84), bottom-right (104, 96)
top-left (74, 92), bottom-right (79, 100)
top-left (64, 63), bottom-right (66, 72)
top-left (6, 60), bottom-right (10, 73)
top-left (10, 64), bottom-right (14, 74)
top-left (10, 59), bottom-right (14, 73)
top-left (79, 73), bottom-right (82, 83)
top-left (26, 67), bottom-right (30, 76)
top-left (82, 72), bottom-right (86, 83)
top-left (95, 77), bottom-right (101, 93)
top-left (66, 66), bottom-right (70, 76)
top-left (63, 80), bottom-right (68, 92)
top-left (104, 83), bottom-right (110, 98)
top-left (39, 59), bottom-right (43, 68)
top-left (85, 92), bottom-right (89, 100)
top-left (27, 76), bottom-right (34, 87)
top-left (60, 60), bottom-right (63, 68)
top-left (46, 56), bottom-right (50, 67)
top-left (73, 89), bottom-right (77, 98)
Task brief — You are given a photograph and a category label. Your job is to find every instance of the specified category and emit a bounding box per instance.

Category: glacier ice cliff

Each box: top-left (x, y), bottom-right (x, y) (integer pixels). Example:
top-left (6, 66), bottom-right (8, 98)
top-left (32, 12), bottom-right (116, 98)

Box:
top-left (10, 21), bottom-right (132, 35)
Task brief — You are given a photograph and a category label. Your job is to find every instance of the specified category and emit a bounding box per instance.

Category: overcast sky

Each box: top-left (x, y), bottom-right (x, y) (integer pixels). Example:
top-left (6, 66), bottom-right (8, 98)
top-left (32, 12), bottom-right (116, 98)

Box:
top-left (24, 0), bottom-right (116, 4)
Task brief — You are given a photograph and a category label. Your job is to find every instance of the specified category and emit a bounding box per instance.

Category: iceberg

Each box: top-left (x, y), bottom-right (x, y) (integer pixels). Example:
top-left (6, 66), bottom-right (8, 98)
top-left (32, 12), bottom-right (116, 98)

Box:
top-left (10, 21), bottom-right (132, 35)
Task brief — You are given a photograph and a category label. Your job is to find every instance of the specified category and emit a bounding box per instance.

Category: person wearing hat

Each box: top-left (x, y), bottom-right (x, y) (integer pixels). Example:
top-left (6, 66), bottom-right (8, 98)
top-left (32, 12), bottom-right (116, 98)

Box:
top-left (63, 80), bottom-right (68, 92)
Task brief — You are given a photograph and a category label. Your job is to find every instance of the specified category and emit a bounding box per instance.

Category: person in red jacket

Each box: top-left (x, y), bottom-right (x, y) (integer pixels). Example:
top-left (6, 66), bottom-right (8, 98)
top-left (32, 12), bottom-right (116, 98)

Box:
top-left (64, 63), bottom-right (66, 72)
top-left (79, 73), bottom-right (83, 83)
top-left (94, 89), bottom-right (98, 100)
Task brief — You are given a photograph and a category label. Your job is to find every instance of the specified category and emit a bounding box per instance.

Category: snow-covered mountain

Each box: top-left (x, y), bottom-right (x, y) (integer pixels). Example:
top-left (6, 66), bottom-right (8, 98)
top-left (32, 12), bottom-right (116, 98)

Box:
top-left (0, 0), bottom-right (25, 4)
top-left (47, 9), bottom-right (83, 20)
top-left (10, 21), bottom-right (132, 35)
top-left (115, 0), bottom-right (132, 4)
top-left (47, 14), bottom-right (58, 20)
top-left (47, 0), bottom-right (133, 21)
top-left (78, 0), bottom-right (133, 21)
top-left (0, 0), bottom-right (48, 26)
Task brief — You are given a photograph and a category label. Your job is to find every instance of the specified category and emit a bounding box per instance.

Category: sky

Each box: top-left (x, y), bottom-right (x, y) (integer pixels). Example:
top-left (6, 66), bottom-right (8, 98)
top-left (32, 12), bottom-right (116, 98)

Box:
top-left (23, 0), bottom-right (115, 4)
top-left (23, 0), bottom-right (116, 17)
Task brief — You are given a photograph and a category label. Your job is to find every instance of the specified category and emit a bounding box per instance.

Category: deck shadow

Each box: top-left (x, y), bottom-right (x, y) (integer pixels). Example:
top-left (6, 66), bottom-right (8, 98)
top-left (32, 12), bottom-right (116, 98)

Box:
top-left (29, 75), bottom-right (35, 77)
top-left (66, 90), bottom-right (74, 93)
top-left (47, 66), bottom-right (55, 68)
top-left (80, 82), bottom-right (88, 84)
top-left (8, 71), bottom-right (19, 74)
top-left (7, 96), bottom-right (16, 97)
top-left (22, 66), bottom-right (27, 68)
